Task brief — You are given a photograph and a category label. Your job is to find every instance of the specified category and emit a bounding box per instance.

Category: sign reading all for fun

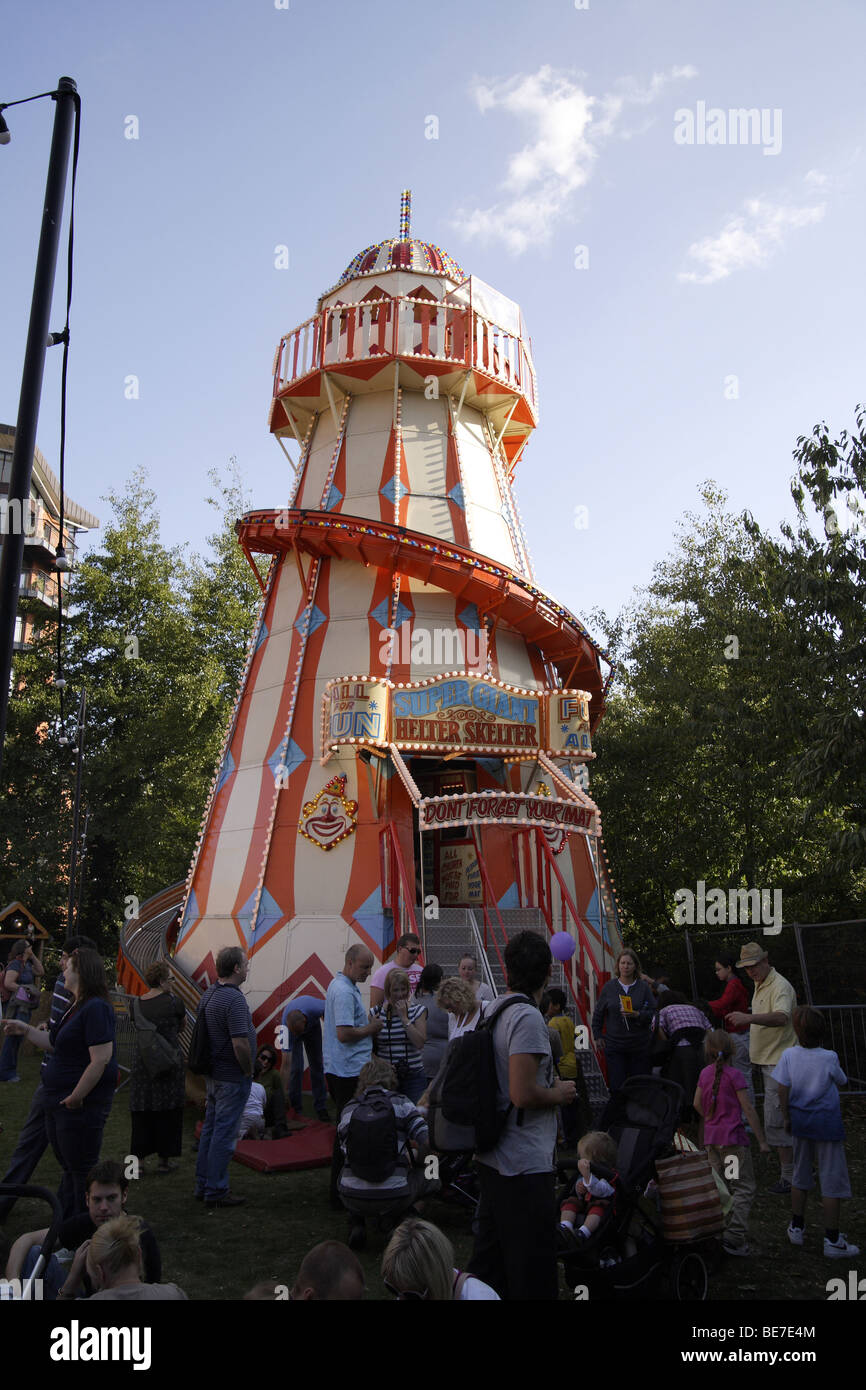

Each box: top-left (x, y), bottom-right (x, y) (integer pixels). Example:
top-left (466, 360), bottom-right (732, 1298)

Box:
top-left (420, 792), bottom-right (598, 837)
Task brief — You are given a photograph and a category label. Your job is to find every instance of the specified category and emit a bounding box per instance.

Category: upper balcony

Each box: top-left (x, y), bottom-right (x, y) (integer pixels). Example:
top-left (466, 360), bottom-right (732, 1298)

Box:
top-left (270, 288), bottom-right (539, 469)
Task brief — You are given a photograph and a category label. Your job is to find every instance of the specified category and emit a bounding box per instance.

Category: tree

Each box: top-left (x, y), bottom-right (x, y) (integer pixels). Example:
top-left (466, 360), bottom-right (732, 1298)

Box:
top-left (591, 482), bottom-right (860, 962)
top-left (745, 407), bottom-right (866, 874)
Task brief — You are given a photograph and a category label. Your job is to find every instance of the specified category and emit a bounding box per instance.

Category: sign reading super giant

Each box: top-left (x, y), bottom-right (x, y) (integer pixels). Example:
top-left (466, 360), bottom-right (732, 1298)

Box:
top-left (392, 676), bottom-right (540, 752)
top-left (323, 675), bottom-right (593, 759)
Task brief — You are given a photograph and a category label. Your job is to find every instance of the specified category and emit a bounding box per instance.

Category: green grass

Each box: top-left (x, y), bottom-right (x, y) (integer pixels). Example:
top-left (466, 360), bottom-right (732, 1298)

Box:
top-left (1, 1054), bottom-right (862, 1300)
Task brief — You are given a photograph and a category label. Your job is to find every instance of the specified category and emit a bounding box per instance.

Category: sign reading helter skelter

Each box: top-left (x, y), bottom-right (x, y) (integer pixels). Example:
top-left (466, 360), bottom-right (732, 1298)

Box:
top-left (162, 192), bottom-right (623, 1051)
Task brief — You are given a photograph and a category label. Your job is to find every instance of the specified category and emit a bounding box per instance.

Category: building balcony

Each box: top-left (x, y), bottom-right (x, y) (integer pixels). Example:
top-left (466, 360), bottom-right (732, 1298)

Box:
top-left (20, 576), bottom-right (60, 607)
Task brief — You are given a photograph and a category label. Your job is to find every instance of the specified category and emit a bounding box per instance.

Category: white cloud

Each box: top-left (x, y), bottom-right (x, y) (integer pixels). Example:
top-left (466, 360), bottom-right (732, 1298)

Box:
top-left (454, 65), bottom-right (698, 254)
top-left (678, 195), bottom-right (826, 284)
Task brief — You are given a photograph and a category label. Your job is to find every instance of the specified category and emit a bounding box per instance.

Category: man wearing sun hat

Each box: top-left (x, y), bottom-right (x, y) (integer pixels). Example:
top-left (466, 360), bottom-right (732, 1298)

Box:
top-left (726, 942), bottom-right (796, 1194)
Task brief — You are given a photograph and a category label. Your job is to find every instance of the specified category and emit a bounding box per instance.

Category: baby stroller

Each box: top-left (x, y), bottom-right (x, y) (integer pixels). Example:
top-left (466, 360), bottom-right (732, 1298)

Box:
top-left (556, 1076), bottom-right (720, 1300)
top-left (0, 1184), bottom-right (64, 1300)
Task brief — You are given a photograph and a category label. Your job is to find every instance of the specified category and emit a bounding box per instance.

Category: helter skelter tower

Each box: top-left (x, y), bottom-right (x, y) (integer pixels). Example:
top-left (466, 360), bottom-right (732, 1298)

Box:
top-left (167, 193), bottom-right (623, 1040)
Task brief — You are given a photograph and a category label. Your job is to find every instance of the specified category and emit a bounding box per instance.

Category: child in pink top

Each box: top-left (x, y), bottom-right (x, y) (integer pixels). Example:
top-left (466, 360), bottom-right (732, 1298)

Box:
top-left (693, 1030), bottom-right (769, 1257)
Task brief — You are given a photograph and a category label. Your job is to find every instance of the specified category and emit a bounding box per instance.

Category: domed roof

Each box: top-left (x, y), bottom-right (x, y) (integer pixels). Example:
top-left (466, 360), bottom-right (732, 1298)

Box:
top-left (334, 237), bottom-right (466, 289)
top-left (327, 190), bottom-right (465, 294)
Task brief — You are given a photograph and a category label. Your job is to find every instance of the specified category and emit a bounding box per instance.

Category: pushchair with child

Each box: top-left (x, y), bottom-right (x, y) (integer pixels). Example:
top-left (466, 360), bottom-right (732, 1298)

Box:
top-left (557, 1076), bottom-right (722, 1301)
top-left (0, 1184), bottom-right (64, 1300)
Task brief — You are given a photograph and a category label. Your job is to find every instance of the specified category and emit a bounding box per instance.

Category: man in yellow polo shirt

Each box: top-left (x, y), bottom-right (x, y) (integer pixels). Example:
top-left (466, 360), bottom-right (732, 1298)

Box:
top-left (727, 942), bottom-right (796, 1194)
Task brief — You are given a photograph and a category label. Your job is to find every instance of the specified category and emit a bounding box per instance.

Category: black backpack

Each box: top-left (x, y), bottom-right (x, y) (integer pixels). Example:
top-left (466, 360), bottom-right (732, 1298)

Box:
top-left (131, 998), bottom-right (181, 1079)
top-left (428, 994), bottom-right (533, 1153)
top-left (344, 1087), bottom-right (400, 1182)
top-left (187, 986), bottom-right (215, 1076)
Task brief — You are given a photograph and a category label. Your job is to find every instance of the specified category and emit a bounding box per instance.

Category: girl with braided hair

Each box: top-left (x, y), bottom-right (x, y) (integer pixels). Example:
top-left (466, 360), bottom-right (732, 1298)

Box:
top-left (693, 1030), bottom-right (769, 1257)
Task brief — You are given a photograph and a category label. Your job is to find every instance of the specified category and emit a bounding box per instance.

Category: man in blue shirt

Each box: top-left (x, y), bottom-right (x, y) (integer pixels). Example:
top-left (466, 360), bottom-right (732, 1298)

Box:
top-left (323, 944), bottom-right (382, 1207)
top-left (193, 946), bottom-right (256, 1209)
top-left (280, 995), bottom-right (329, 1121)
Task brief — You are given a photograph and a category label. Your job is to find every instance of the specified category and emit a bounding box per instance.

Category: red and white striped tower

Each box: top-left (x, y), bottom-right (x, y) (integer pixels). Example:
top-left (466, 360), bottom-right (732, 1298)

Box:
top-left (172, 193), bottom-right (622, 1042)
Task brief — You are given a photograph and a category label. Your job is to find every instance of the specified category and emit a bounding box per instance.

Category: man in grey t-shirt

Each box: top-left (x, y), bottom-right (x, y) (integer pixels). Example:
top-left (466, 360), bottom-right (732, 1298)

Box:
top-left (469, 931), bottom-right (576, 1300)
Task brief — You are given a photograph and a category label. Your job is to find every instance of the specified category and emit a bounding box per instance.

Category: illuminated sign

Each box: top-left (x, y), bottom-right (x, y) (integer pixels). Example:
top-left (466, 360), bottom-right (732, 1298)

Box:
top-left (322, 675), bottom-right (593, 760)
top-left (419, 792), bottom-right (598, 837)
top-left (547, 690), bottom-right (592, 757)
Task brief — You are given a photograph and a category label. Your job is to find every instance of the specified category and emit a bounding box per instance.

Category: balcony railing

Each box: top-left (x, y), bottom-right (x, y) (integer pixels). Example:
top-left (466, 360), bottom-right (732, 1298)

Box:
top-left (273, 294), bottom-right (538, 414)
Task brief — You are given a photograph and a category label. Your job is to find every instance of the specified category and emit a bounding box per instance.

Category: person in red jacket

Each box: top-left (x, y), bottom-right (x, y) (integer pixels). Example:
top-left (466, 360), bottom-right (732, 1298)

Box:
top-left (705, 953), bottom-right (753, 1102)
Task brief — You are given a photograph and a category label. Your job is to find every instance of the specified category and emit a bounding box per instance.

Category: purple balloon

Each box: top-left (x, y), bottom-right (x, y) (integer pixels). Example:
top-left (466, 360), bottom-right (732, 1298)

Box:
top-left (550, 931), bottom-right (575, 962)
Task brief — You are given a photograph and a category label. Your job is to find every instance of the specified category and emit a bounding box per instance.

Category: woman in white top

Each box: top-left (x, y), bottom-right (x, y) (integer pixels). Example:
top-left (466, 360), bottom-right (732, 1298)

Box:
top-left (382, 1217), bottom-right (499, 1300)
top-left (458, 954), bottom-right (495, 1003)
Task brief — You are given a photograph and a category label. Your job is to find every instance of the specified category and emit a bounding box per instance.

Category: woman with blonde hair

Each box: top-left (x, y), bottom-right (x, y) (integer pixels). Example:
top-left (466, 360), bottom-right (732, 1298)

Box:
top-left (371, 968), bottom-right (427, 1102)
top-left (382, 1218), bottom-right (499, 1300)
top-left (436, 976), bottom-right (485, 1041)
top-left (86, 1214), bottom-right (187, 1299)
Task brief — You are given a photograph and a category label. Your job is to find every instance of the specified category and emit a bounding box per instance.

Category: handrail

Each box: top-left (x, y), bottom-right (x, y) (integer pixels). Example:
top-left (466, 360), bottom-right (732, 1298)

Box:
top-left (380, 823), bottom-right (419, 946)
top-left (273, 294), bottom-right (537, 413)
top-left (469, 829), bottom-right (509, 981)
top-left (467, 908), bottom-right (498, 997)
top-left (511, 826), bottom-right (607, 1073)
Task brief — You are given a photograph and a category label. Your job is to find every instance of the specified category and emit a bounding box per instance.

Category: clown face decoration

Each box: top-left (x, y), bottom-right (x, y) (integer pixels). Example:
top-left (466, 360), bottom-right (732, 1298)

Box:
top-left (298, 773), bottom-right (358, 851)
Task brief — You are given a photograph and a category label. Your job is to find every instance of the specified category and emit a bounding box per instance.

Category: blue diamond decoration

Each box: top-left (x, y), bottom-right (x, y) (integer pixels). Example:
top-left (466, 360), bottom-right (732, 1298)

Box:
top-left (458, 603), bottom-right (481, 632)
top-left (254, 620), bottom-right (269, 654)
top-left (255, 887), bottom-right (284, 934)
top-left (294, 603), bottom-right (327, 636)
top-left (448, 483), bottom-right (465, 510)
top-left (178, 889), bottom-right (200, 943)
top-left (324, 483), bottom-right (343, 511)
top-left (369, 597), bottom-right (413, 630)
top-left (268, 738), bottom-right (306, 783)
top-left (215, 748), bottom-right (236, 796)
top-left (352, 885), bottom-right (394, 951)
top-left (380, 476), bottom-right (406, 505)
top-left (497, 883), bottom-right (521, 912)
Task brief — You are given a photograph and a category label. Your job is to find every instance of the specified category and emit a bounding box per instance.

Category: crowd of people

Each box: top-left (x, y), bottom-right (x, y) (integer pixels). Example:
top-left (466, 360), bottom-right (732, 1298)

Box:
top-left (0, 927), bottom-right (858, 1299)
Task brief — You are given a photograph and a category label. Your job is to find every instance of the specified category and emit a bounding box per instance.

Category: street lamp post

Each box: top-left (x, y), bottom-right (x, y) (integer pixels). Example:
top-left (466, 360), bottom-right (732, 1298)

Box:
top-left (67, 687), bottom-right (86, 928)
top-left (0, 76), bottom-right (79, 776)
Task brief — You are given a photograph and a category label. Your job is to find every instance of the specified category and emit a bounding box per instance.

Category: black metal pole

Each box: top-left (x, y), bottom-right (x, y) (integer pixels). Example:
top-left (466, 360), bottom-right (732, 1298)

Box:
top-left (67, 687), bottom-right (85, 927)
top-left (74, 803), bottom-right (89, 925)
top-left (0, 76), bottom-right (78, 777)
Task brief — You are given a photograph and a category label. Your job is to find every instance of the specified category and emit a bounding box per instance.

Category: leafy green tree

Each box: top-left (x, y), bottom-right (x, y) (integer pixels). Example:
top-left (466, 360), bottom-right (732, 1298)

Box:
top-left (745, 407), bottom-right (866, 875)
top-left (0, 463), bottom-right (264, 949)
top-left (591, 482), bottom-right (859, 962)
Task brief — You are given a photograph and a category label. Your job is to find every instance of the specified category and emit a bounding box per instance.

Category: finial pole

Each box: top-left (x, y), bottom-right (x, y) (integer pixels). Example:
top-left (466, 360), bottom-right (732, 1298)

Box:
top-left (399, 189), bottom-right (411, 241)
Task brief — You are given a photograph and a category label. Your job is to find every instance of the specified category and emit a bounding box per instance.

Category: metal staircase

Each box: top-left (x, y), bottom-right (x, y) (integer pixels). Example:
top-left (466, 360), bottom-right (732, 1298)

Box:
top-left (423, 904), bottom-right (609, 1118)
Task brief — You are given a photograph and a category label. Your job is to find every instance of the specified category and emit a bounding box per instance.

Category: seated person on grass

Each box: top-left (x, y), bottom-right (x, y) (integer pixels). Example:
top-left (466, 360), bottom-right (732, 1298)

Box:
top-left (4, 1159), bottom-right (161, 1300)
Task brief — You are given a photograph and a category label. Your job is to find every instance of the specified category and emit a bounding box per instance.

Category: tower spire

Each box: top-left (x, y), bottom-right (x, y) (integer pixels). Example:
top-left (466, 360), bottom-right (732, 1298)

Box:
top-left (399, 188), bottom-right (411, 241)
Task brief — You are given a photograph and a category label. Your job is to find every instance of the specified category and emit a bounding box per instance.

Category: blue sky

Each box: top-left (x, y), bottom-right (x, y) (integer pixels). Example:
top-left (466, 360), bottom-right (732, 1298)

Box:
top-left (3, 0), bottom-right (865, 633)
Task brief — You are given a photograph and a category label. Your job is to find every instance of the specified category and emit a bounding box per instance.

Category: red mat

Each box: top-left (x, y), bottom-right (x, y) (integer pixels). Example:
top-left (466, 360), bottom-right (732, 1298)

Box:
top-left (231, 1120), bottom-right (334, 1173)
